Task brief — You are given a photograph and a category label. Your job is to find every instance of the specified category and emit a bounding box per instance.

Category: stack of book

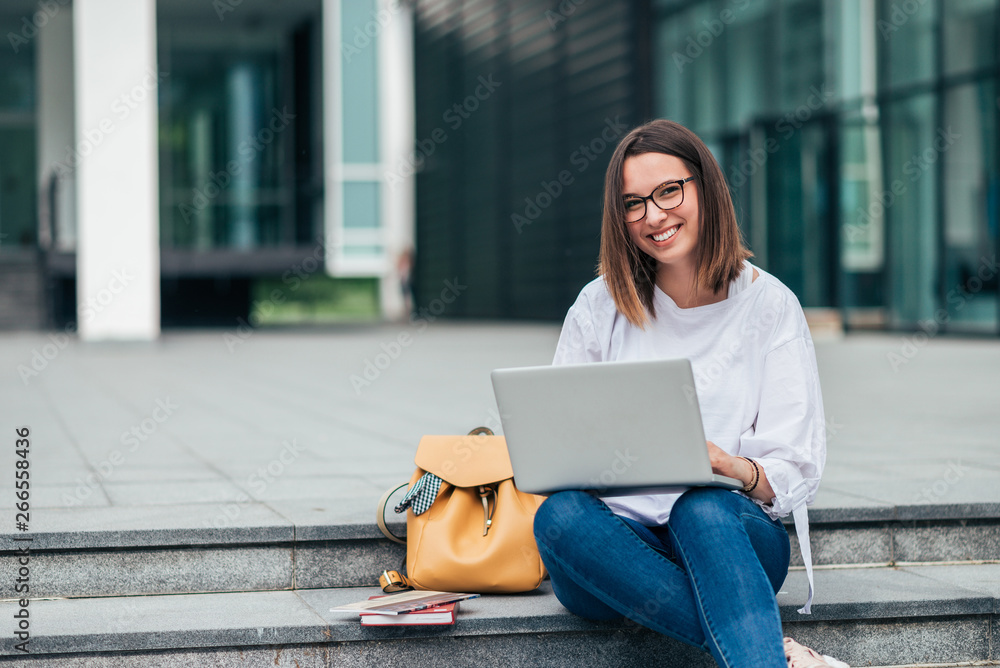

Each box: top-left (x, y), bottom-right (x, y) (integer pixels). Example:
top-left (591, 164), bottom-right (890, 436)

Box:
top-left (360, 599), bottom-right (459, 626)
top-left (331, 590), bottom-right (479, 627)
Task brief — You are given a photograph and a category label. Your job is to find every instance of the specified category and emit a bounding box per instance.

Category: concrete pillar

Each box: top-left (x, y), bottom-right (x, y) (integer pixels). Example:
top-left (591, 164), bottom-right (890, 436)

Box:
top-left (377, 0), bottom-right (414, 321)
top-left (73, 0), bottom-right (160, 340)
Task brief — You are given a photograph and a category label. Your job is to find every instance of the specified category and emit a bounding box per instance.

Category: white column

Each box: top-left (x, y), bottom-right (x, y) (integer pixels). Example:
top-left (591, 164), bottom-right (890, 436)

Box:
top-left (377, 0), bottom-right (415, 321)
top-left (36, 6), bottom-right (76, 251)
top-left (74, 0), bottom-right (160, 341)
top-left (321, 0), bottom-right (343, 279)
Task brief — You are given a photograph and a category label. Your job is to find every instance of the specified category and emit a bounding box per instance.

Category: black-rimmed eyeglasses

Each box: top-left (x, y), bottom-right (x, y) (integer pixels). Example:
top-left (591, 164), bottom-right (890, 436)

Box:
top-left (622, 176), bottom-right (696, 223)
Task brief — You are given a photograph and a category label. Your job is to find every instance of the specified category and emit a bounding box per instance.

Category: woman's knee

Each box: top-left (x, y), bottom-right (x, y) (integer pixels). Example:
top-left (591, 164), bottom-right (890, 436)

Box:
top-left (669, 487), bottom-right (738, 530)
top-left (533, 490), bottom-right (597, 546)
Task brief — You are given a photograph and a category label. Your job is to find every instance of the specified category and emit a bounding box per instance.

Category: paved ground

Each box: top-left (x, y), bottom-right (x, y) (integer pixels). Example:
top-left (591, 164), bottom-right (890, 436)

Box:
top-left (1, 322), bottom-right (998, 532)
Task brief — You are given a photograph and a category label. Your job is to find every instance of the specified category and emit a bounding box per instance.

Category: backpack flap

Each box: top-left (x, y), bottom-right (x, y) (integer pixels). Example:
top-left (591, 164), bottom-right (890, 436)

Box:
top-left (414, 434), bottom-right (514, 487)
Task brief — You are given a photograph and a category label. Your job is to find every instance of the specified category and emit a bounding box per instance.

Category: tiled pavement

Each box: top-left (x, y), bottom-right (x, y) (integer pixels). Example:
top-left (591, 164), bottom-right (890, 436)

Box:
top-left (1, 323), bottom-right (997, 528)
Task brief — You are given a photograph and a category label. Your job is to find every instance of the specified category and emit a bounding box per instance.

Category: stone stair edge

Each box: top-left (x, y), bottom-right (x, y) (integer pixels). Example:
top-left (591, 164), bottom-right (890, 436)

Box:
top-left (2, 499), bottom-right (998, 551)
top-left (2, 563), bottom-right (999, 658)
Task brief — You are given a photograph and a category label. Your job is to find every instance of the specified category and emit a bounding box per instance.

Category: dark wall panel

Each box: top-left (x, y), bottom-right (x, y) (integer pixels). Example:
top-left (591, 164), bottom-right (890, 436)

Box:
top-left (413, 0), bottom-right (648, 321)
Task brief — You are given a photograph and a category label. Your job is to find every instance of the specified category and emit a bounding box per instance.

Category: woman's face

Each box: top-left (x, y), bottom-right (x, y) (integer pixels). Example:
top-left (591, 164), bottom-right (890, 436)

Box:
top-left (622, 152), bottom-right (700, 271)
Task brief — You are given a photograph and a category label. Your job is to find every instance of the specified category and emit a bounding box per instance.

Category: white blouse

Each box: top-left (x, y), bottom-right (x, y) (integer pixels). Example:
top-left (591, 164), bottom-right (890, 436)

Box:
top-left (552, 259), bottom-right (823, 613)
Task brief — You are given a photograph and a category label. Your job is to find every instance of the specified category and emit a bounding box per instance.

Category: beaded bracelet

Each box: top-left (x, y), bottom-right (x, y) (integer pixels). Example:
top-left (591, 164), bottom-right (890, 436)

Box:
top-left (740, 456), bottom-right (760, 493)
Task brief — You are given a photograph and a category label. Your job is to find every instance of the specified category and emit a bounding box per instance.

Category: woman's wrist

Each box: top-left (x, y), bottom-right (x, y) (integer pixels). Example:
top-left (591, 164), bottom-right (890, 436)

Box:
top-left (739, 456), bottom-right (760, 493)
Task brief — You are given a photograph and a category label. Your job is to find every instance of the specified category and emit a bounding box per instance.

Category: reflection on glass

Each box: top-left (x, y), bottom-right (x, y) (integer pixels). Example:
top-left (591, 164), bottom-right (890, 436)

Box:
top-left (343, 182), bottom-right (380, 229)
top-left (651, 1), bottom-right (725, 135)
top-left (763, 122), bottom-right (834, 307)
top-left (840, 121), bottom-right (884, 274)
top-left (723, 0), bottom-right (777, 127)
top-left (0, 128), bottom-right (37, 249)
top-left (942, 82), bottom-right (998, 329)
top-left (943, 0), bottom-right (997, 76)
top-left (777, 0), bottom-right (824, 111)
top-left (880, 0), bottom-right (936, 87)
top-left (0, 23), bottom-right (36, 250)
top-left (158, 21), bottom-right (297, 251)
top-left (228, 64), bottom-right (261, 249)
top-left (341, 0), bottom-right (380, 164)
top-left (884, 93), bottom-right (937, 326)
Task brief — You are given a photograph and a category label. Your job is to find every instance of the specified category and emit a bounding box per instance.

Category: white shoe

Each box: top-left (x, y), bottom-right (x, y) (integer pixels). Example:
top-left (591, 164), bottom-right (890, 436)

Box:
top-left (783, 637), bottom-right (851, 668)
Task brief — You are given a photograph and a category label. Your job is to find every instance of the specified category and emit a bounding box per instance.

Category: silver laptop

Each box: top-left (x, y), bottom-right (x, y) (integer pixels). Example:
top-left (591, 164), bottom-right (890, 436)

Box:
top-left (490, 359), bottom-right (742, 495)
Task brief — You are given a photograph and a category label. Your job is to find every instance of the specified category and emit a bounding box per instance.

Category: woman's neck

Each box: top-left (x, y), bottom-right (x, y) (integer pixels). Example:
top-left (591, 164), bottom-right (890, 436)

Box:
top-left (655, 264), bottom-right (726, 309)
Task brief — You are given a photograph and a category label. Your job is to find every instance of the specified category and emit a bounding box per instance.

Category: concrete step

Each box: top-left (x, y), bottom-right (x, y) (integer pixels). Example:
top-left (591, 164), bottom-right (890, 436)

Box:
top-left (790, 502), bottom-right (1000, 568)
top-left (1, 563), bottom-right (998, 667)
top-left (1, 499), bottom-right (997, 600)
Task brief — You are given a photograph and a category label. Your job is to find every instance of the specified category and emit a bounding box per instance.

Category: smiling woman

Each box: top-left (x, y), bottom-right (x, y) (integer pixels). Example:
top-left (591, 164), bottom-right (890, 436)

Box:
top-left (599, 121), bottom-right (752, 321)
top-left (533, 119), bottom-right (846, 668)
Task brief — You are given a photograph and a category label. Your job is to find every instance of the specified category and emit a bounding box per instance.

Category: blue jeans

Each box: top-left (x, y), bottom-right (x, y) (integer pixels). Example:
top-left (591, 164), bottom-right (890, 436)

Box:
top-left (533, 487), bottom-right (790, 668)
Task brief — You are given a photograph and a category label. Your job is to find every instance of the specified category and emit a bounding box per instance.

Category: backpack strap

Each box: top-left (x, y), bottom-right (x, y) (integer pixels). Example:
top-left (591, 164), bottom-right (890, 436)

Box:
top-left (376, 483), bottom-right (408, 544)
top-left (379, 569), bottom-right (412, 593)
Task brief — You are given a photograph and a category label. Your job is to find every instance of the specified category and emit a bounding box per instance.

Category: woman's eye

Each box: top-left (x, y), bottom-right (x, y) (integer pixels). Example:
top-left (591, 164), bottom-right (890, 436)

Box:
top-left (656, 185), bottom-right (681, 197)
top-left (623, 199), bottom-right (642, 209)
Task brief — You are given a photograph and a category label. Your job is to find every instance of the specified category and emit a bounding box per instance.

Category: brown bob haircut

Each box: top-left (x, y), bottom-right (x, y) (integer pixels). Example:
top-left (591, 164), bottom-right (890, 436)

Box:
top-left (598, 119), bottom-right (752, 328)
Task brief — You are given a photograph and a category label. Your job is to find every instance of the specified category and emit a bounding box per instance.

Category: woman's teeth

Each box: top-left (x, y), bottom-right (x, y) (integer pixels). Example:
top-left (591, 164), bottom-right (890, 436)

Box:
top-left (652, 226), bottom-right (679, 242)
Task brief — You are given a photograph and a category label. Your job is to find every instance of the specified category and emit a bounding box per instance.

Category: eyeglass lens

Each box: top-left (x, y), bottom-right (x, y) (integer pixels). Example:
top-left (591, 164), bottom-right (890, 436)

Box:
top-left (623, 181), bottom-right (685, 223)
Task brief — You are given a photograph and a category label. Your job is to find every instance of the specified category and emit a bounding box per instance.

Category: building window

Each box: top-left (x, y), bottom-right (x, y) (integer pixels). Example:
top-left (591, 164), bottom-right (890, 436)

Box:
top-left (157, 1), bottom-right (321, 251)
top-left (0, 17), bottom-right (37, 251)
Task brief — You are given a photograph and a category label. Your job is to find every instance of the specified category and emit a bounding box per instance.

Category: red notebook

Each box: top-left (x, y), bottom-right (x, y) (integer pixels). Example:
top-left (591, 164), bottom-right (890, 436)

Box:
top-left (360, 600), bottom-right (459, 626)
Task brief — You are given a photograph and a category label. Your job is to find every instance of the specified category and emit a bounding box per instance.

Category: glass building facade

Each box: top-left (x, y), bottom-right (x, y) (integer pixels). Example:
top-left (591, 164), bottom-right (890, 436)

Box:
top-left (411, 0), bottom-right (999, 335)
top-left (651, 0), bottom-right (999, 333)
top-left (1, 0), bottom-right (997, 334)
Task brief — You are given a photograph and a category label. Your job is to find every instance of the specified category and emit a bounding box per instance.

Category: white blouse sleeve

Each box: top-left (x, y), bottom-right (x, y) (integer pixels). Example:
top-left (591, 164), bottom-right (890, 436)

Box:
top-left (552, 295), bottom-right (603, 365)
top-left (740, 335), bottom-right (826, 519)
top-left (740, 334), bottom-right (826, 614)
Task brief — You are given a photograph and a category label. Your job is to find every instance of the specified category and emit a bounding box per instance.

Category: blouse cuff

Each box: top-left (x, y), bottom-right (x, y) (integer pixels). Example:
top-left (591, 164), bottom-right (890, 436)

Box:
top-left (749, 456), bottom-right (810, 520)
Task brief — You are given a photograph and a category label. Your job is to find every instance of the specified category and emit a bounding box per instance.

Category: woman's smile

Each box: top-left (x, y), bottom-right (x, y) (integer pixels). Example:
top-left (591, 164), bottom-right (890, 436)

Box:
top-left (649, 223), bottom-right (683, 244)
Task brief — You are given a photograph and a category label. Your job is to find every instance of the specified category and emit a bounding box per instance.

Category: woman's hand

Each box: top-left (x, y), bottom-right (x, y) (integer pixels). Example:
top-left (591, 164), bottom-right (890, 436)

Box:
top-left (706, 440), bottom-right (750, 481)
top-left (706, 440), bottom-right (775, 502)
